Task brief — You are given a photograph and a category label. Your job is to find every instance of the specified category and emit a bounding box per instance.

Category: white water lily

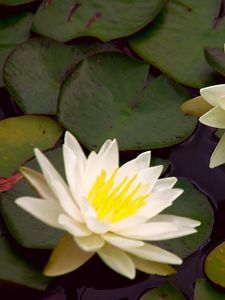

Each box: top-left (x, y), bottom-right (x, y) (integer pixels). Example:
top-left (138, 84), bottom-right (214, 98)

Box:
top-left (199, 84), bottom-right (225, 168)
top-left (16, 132), bottom-right (200, 279)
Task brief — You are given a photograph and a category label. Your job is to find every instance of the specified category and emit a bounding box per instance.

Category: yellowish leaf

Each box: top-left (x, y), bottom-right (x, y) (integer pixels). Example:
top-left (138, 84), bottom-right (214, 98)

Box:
top-left (181, 96), bottom-right (213, 117)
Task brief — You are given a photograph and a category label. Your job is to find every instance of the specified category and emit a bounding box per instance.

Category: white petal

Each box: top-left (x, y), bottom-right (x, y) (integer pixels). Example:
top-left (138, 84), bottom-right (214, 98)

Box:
top-left (218, 96), bottom-right (225, 110)
top-left (98, 139), bottom-right (113, 157)
top-left (16, 197), bottom-right (61, 229)
top-left (34, 148), bottom-right (82, 222)
top-left (98, 243), bottom-right (135, 279)
top-left (19, 167), bottom-right (56, 202)
top-left (200, 84), bottom-right (225, 106)
top-left (136, 166), bottom-right (163, 193)
top-left (44, 234), bottom-right (93, 276)
top-left (64, 131), bottom-right (86, 169)
top-left (150, 214), bottom-right (201, 228)
top-left (210, 132), bottom-right (225, 168)
top-left (137, 189), bottom-right (183, 219)
top-left (99, 139), bottom-right (119, 177)
top-left (58, 214), bottom-right (91, 237)
top-left (135, 151), bottom-right (151, 170)
top-left (102, 233), bottom-right (144, 249)
top-left (75, 234), bottom-right (105, 252)
top-left (125, 243), bottom-right (182, 265)
top-left (83, 151), bottom-right (100, 196)
top-left (151, 177), bottom-right (177, 193)
top-left (110, 216), bottom-right (148, 232)
top-left (130, 254), bottom-right (176, 276)
top-left (63, 144), bottom-right (83, 203)
top-left (79, 196), bottom-right (97, 218)
top-left (144, 227), bottom-right (197, 240)
top-left (199, 106), bottom-right (225, 128)
top-left (119, 222), bottom-right (178, 240)
top-left (85, 216), bottom-right (110, 234)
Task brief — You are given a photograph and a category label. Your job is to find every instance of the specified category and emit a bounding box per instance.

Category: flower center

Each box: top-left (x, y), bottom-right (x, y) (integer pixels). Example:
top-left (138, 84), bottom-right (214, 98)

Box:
top-left (87, 169), bottom-right (149, 223)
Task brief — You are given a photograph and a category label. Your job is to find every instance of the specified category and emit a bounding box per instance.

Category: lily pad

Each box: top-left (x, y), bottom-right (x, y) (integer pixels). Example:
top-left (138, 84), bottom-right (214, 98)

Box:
top-left (204, 241), bottom-right (225, 288)
top-left (32, 0), bottom-right (165, 42)
top-left (0, 222), bottom-right (50, 290)
top-left (58, 52), bottom-right (197, 151)
top-left (205, 47), bottom-right (225, 76)
top-left (130, 0), bottom-right (225, 88)
top-left (0, 147), bottom-right (64, 249)
top-left (154, 179), bottom-right (213, 258)
top-left (194, 279), bottom-right (225, 300)
top-left (0, 115), bottom-right (63, 177)
top-left (0, 0), bottom-right (35, 5)
top-left (4, 37), bottom-right (118, 114)
top-left (140, 283), bottom-right (187, 300)
top-left (0, 12), bottom-right (32, 86)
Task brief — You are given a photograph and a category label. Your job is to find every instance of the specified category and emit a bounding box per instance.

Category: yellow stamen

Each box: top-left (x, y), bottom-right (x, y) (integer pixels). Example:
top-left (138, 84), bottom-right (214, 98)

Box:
top-left (87, 168), bottom-right (149, 223)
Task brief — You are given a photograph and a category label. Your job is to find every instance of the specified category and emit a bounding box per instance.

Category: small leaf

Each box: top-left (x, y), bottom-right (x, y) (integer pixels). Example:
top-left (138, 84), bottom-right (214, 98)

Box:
top-left (33, 0), bottom-right (165, 42)
top-left (58, 52), bottom-right (197, 151)
top-left (4, 37), bottom-right (119, 114)
top-left (194, 279), bottom-right (225, 300)
top-left (0, 115), bottom-right (63, 177)
top-left (204, 241), bottom-right (225, 288)
top-left (205, 47), bottom-right (225, 76)
top-left (0, 173), bottom-right (22, 192)
top-left (181, 96), bottom-right (213, 117)
top-left (140, 283), bottom-right (187, 300)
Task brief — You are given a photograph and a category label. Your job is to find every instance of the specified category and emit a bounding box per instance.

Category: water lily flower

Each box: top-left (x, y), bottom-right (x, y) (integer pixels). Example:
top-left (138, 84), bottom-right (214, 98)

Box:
top-left (199, 84), bottom-right (225, 168)
top-left (16, 132), bottom-right (200, 279)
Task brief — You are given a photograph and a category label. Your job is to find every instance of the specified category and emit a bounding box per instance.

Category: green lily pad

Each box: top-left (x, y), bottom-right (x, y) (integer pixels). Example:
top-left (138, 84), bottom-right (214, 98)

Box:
top-left (154, 179), bottom-right (213, 258)
top-left (130, 0), bottom-right (225, 88)
top-left (32, 0), bottom-right (165, 42)
top-left (0, 0), bottom-right (35, 5)
top-left (0, 147), bottom-right (64, 249)
top-left (0, 12), bottom-right (32, 86)
top-left (194, 279), bottom-right (225, 300)
top-left (205, 47), bottom-right (225, 76)
top-left (140, 283), bottom-right (187, 300)
top-left (58, 52), bottom-right (197, 151)
top-left (0, 221), bottom-right (50, 290)
top-left (4, 37), bottom-right (118, 114)
top-left (0, 115), bottom-right (63, 177)
top-left (204, 241), bottom-right (225, 288)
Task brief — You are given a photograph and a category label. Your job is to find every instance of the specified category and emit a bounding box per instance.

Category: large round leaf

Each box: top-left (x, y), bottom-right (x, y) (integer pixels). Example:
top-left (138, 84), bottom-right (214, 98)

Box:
top-left (0, 147), bottom-right (64, 249)
top-left (205, 47), bottom-right (225, 76)
top-left (194, 279), bottom-right (225, 300)
top-left (58, 52), bottom-right (197, 151)
top-left (0, 222), bottom-right (50, 290)
top-left (130, 0), bottom-right (225, 88)
top-left (0, 115), bottom-right (63, 177)
top-left (0, 0), bottom-right (35, 5)
top-left (32, 0), bottom-right (165, 42)
top-left (140, 283), bottom-right (187, 300)
top-left (154, 179), bottom-right (213, 258)
top-left (204, 241), bottom-right (225, 288)
top-left (4, 38), bottom-right (118, 114)
top-left (0, 12), bottom-right (32, 86)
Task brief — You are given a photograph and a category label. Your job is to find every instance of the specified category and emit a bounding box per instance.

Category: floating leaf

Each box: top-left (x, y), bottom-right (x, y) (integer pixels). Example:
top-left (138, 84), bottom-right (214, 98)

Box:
top-left (33, 0), bottom-right (165, 42)
top-left (4, 37), bottom-right (118, 114)
top-left (0, 147), bottom-right (64, 249)
top-left (205, 47), bottom-right (225, 76)
top-left (0, 222), bottom-right (50, 290)
top-left (0, 0), bottom-right (35, 5)
top-left (58, 52), bottom-right (197, 151)
top-left (140, 283), bottom-right (187, 300)
top-left (130, 0), bottom-right (225, 88)
top-left (0, 12), bottom-right (32, 86)
top-left (0, 115), bottom-right (63, 177)
top-left (204, 241), bottom-right (225, 288)
top-left (194, 279), bottom-right (225, 300)
top-left (181, 96), bottom-right (213, 117)
top-left (154, 179), bottom-right (213, 258)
